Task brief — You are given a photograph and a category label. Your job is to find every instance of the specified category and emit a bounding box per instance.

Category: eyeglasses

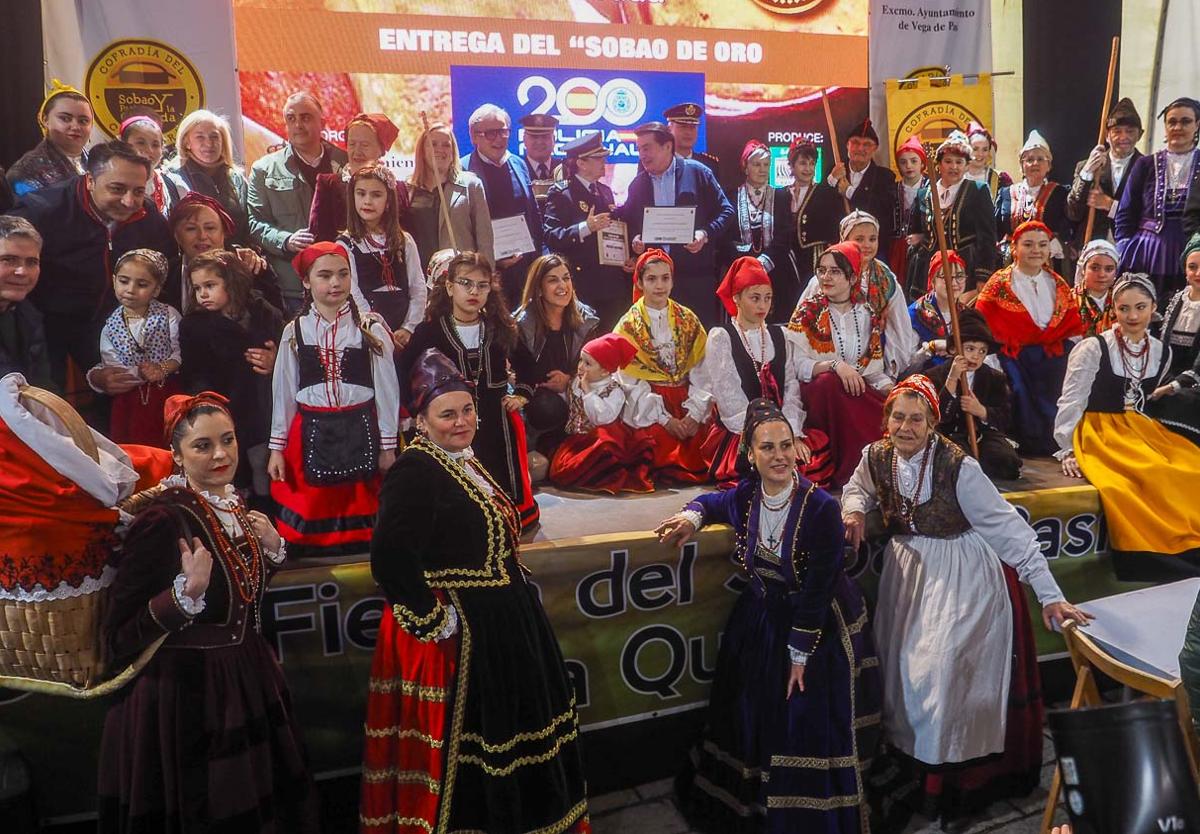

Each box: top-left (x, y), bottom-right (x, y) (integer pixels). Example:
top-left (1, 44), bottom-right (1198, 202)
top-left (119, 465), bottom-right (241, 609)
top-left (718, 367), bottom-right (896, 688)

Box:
top-left (452, 277), bottom-right (493, 294)
top-left (474, 127), bottom-right (510, 141)
top-left (815, 266), bottom-right (846, 278)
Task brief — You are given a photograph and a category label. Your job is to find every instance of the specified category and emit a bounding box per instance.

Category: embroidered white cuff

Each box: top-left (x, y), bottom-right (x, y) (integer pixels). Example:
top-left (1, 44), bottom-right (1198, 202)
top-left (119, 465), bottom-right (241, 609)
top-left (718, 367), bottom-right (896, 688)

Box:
top-left (172, 573), bottom-right (206, 616)
top-left (789, 647), bottom-right (809, 665)
top-left (435, 604), bottom-right (460, 641)
top-left (265, 540), bottom-right (287, 565)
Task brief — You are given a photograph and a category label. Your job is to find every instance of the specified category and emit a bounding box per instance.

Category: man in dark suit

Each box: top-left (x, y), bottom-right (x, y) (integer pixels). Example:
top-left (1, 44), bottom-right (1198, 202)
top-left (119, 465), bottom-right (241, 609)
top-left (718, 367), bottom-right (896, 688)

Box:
top-left (519, 112), bottom-right (559, 213)
top-left (827, 119), bottom-right (898, 256)
top-left (665, 102), bottom-right (721, 182)
top-left (1068, 97), bottom-right (1143, 245)
top-left (542, 132), bottom-right (629, 330)
top-left (461, 103), bottom-right (545, 307)
top-left (616, 121), bottom-right (735, 325)
top-left (0, 216), bottom-right (52, 389)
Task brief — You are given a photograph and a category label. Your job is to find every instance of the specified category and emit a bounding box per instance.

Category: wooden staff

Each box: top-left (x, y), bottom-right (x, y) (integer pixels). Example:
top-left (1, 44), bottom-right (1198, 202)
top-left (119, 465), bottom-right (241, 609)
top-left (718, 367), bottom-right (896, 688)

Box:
top-left (1083, 36), bottom-right (1121, 244)
top-left (420, 110), bottom-right (458, 251)
top-left (925, 154), bottom-right (979, 458)
top-left (821, 89), bottom-right (853, 213)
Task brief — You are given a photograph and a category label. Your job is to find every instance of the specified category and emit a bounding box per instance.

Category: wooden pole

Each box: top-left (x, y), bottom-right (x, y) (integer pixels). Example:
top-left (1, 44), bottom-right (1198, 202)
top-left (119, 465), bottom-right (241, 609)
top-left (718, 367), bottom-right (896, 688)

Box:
top-left (821, 89), bottom-right (852, 214)
top-left (925, 154), bottom-right (979, 458)
top-left (1082, 36), bottom-right (1121, 244)
top-left (420, 111), bottom-right (459, 251)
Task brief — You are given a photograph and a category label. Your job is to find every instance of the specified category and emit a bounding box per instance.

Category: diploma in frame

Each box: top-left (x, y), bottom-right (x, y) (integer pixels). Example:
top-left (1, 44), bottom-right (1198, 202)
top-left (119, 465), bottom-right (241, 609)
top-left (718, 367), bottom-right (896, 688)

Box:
top-left (597, 220), bottom-right (629, 267)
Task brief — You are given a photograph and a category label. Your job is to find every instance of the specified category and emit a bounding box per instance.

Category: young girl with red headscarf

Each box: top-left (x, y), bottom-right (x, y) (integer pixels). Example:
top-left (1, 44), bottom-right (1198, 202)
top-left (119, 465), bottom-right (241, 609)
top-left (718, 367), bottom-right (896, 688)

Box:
top-left (267, 241), bottom-right (400, 557)
top-left (615, 249), bottom-right (711, 483)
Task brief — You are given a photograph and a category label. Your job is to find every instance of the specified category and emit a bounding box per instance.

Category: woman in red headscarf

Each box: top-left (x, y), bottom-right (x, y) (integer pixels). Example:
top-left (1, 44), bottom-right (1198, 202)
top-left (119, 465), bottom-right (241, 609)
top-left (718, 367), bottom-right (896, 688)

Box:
top-left (721, 140), bottom-right (795, 295)
top-left (549, 333), bottom-right (655, 493)
top-left (841, 376), bottom-right (1090, 831)
top-left (975, 219), bottom-right (1084, 455)
top-left (691, 256), bottom-right (832, 484)
top-left (614, 249), bottom-right (711, 483)
top-left (787, 241), bottom-right (894, 486)
top-left (309, 113), bottom-right (411, 242)
top-left (907, 250), bottom-right (968, 371)
top-left (98, 392), bottom-right (318, 833)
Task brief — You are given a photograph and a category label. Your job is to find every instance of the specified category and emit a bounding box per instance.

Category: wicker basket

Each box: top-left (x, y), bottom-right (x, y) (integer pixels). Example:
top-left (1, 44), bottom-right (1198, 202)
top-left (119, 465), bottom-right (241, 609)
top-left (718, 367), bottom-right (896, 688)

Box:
top-left (0, 385), bottom-right (160, 698)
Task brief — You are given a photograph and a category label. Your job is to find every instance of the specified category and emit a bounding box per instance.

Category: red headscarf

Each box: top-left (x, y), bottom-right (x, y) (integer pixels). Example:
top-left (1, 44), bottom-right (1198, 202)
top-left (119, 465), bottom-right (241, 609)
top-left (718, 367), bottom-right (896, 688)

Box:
top-left (967, 120), bottom-right (996, 150)
top-left (885, 374), bottom-right (941, 424)
top-left (716, 257), bottom-right (771, 317)
top-left (926, 250), bottom-right (967, 292)
top-left (740, 139), bottom-right (770, 171)
top-left (895, 134), bottom-right (927, 164)
top-left (822, 240), bottom-right (863, 278)
top-left (346, 113), bottom-right (400, 154)
top-left (1012, 219), bottom-right (1053, 244)
top-left (582, 333), bottom-right (638, 373)
top-left (168, 191), bottom-right (236, 238)
top-left (163, 391), bottom-right (231, 444)
top-left (292, 240), bottom-right (350, 279)
top-left (632, 248), bottom-right (673, 302)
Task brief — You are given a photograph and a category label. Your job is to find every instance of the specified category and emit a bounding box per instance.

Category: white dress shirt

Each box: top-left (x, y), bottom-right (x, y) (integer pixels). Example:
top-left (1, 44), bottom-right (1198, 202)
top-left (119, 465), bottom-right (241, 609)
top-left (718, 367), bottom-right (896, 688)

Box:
top-left (342, 231), bottom-right (427, 334)
top-left (1008, 267), bottom-right (1058, 329)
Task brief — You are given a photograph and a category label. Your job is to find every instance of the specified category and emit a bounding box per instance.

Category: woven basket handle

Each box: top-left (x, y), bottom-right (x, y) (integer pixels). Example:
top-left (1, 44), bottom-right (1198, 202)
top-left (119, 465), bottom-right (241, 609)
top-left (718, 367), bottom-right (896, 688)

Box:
top-left (18, 384), bottom-right (100, 464)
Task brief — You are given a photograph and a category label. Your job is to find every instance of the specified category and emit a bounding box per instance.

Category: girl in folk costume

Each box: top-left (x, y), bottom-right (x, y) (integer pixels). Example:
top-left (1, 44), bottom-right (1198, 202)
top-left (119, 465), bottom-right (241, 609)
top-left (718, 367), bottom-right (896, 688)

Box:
top-left (996, 130), bottom-right (1073, 274)
top-left (906, 131), bottom-right (998, 298)
top-left (658, 398), bottom-right (881, 834)
top-left (1056, 274), bottom-right (1200, 581)
top-left (550, 333), bottom-right (655, 494)
top-left (1115, 97), bottom-right (1200, 301)
top-left (788, 241), bottom-right (894, 487)
top-left (267, 242), bottom-right (400, 557)
top-left (615, 249), bottom-right (711, 484)
top-left (99, 248), bottom-right (182, 445)
top-left (889, 134), bottom-right (929, 277)
top-left (180, 250), bottom-right (285, 507)
top-left (6, 79), bottom-right (91, 196)
top-left (778, 139), bottom-right (844, 323)
top-left (975, 220), bottom-right (1084, 455)
top-left (98, 393), bottom-right (317, 833)
top-left (397, 251), bottom-right (541, 531)
top-left (724, 140), bottom-right (793, 286)
top-left (841, 377), bottom-right (1089, 831)
top-left (119, 114), bottom-right (169, 216)
top-left (800, 210), bottom-right (918, 377)
top-left (964, 121), bottom-right (1012, 200)
top-left (361, 349), bottom-right (589, 834)
top-left (1074, 238), bottom-right (1119, 336)
top-left (336, 162), bottom-right (426, 349)
top-left (1147, 234), bottom-right (1200, 444)
top-left (908, 251), bottom-right (968, 371)
top-left (311, 113), bottom-right (408, 243)
top-left (692, 257), bottom-right (832, 485)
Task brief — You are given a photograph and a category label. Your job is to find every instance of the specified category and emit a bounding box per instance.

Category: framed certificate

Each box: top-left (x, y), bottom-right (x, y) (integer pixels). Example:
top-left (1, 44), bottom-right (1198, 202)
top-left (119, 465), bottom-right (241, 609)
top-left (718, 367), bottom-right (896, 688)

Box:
top-left (642, 206), bottom-right (697, 244)
top-left (597, 220), bottom-right (629, 267)
top-left (491, 215), bottom-right (536, 261)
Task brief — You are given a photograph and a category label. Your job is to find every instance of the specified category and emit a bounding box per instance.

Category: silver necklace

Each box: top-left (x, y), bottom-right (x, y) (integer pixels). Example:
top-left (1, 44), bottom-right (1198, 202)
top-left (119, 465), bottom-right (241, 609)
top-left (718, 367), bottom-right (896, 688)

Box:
top-left (760, 475), bottom-right (797, 549)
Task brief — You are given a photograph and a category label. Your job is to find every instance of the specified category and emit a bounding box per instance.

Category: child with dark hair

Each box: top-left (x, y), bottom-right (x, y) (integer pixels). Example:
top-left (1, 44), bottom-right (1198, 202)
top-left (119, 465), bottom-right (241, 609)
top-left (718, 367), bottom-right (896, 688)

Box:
top-left (99, 247), bottom-right (181, 444)
top-left (180, 249), bottom-right (286, 506)
top-left (397, 250), bottom-right (541, 531)
top-left (267, 241), bottom-right (400, 557)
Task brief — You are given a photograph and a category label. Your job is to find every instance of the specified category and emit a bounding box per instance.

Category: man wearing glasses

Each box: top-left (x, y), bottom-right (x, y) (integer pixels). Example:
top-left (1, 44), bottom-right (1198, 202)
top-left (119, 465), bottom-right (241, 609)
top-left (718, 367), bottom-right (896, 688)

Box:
top-left (461, 103), bottom-right (545, 308)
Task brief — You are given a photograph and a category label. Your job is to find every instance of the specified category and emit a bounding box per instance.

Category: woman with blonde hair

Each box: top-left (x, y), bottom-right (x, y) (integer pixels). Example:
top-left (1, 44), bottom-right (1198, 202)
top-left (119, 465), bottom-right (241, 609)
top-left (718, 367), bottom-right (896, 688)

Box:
top-left (407, 122), bottom-right (493, 268)
top-left (164, 109), bottom-right (252, 247)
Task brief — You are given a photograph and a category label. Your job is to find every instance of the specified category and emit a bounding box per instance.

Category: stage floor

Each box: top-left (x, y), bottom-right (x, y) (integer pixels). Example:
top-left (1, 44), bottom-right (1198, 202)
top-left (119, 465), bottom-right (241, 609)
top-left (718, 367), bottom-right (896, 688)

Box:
top-left (525, 455), bottom-right (1077, 545)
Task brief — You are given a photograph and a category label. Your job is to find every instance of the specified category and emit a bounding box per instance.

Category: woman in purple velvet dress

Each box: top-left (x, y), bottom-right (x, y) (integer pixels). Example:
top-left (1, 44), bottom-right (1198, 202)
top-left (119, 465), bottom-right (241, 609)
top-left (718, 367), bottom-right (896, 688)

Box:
top-left (656, 398), bottom-right (881, 834)
top-left (1115, 97), bottom-right (1200, 302)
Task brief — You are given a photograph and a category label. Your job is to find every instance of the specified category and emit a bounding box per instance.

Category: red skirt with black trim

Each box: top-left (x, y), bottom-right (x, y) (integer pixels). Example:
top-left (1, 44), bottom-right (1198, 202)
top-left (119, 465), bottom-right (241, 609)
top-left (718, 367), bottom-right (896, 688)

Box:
top-left (643, 383), bottom-right (710, 484)
top-left (360, 603), bottom-right (457, 834)
top-left (270, 408), bottom-right (381, 557)
top-left (549, 422), bottom-right (655, 495)
top-left (702, 422), bottom-right (834, 488)
top-left (110, 378), bottom-right (181, 447)
top-left (507, 410), bottom-right (540, 532)
top-left (799, 372), bottom-right (887, 487)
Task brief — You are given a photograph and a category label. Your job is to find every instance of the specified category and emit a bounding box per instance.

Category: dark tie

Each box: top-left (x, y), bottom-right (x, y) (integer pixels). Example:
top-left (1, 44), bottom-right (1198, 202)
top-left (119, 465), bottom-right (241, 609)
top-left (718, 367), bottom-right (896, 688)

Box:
top-left (537, 164), bottom-right (548, 180)
top-left (590, 182), bottom-right (602, 206)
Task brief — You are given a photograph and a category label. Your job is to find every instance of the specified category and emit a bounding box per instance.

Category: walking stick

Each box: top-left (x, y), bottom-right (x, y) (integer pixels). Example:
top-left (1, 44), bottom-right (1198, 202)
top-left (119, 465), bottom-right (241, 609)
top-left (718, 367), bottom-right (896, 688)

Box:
top-left (925, 154), bottom-right (980, 458)
top-left (420, 111), bottom-right (459, 251)
top-left (821, 89), bottom-right (853, 214)
top-left (1083, 37), bottom-right (1121, 245)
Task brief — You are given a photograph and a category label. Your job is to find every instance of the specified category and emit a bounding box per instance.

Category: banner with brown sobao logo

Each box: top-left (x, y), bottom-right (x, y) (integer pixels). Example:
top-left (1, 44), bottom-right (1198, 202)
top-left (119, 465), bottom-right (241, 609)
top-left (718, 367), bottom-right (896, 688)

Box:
top-left (885, 72), bottom-right (994, 162)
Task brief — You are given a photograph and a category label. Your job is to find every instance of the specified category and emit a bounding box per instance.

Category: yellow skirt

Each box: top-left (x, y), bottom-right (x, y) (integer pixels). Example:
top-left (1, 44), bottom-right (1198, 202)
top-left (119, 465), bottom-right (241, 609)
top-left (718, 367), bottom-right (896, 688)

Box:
top-left (1076, 411), bottom-right (1200, 555)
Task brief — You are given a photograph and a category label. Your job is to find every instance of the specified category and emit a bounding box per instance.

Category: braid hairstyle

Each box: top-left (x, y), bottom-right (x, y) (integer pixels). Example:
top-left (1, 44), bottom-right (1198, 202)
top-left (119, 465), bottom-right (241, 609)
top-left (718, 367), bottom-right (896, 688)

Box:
top-left (347, 296), bottom-right (386, 355)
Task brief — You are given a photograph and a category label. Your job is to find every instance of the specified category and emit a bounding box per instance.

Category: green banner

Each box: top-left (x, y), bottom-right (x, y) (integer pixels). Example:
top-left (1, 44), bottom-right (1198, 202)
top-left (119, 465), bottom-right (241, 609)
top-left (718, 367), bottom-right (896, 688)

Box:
top-left (0, 481), bottom-right (1147, 822)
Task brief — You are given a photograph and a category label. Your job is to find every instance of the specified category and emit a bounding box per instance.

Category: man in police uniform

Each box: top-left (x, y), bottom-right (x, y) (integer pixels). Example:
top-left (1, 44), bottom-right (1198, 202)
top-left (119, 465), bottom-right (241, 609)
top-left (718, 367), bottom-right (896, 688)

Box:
top-left (542, 132), bottom-right (629, 330)
top-left (520, 113), bottom-right (559, 211)
top-left (665, 102), bottom-right (720, 181)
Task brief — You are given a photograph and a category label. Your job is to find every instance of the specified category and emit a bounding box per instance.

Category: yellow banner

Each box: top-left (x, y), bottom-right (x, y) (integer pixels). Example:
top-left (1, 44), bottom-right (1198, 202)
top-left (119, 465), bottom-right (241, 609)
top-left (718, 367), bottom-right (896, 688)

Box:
top-left (884, 72), bottom-right (994, 166)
